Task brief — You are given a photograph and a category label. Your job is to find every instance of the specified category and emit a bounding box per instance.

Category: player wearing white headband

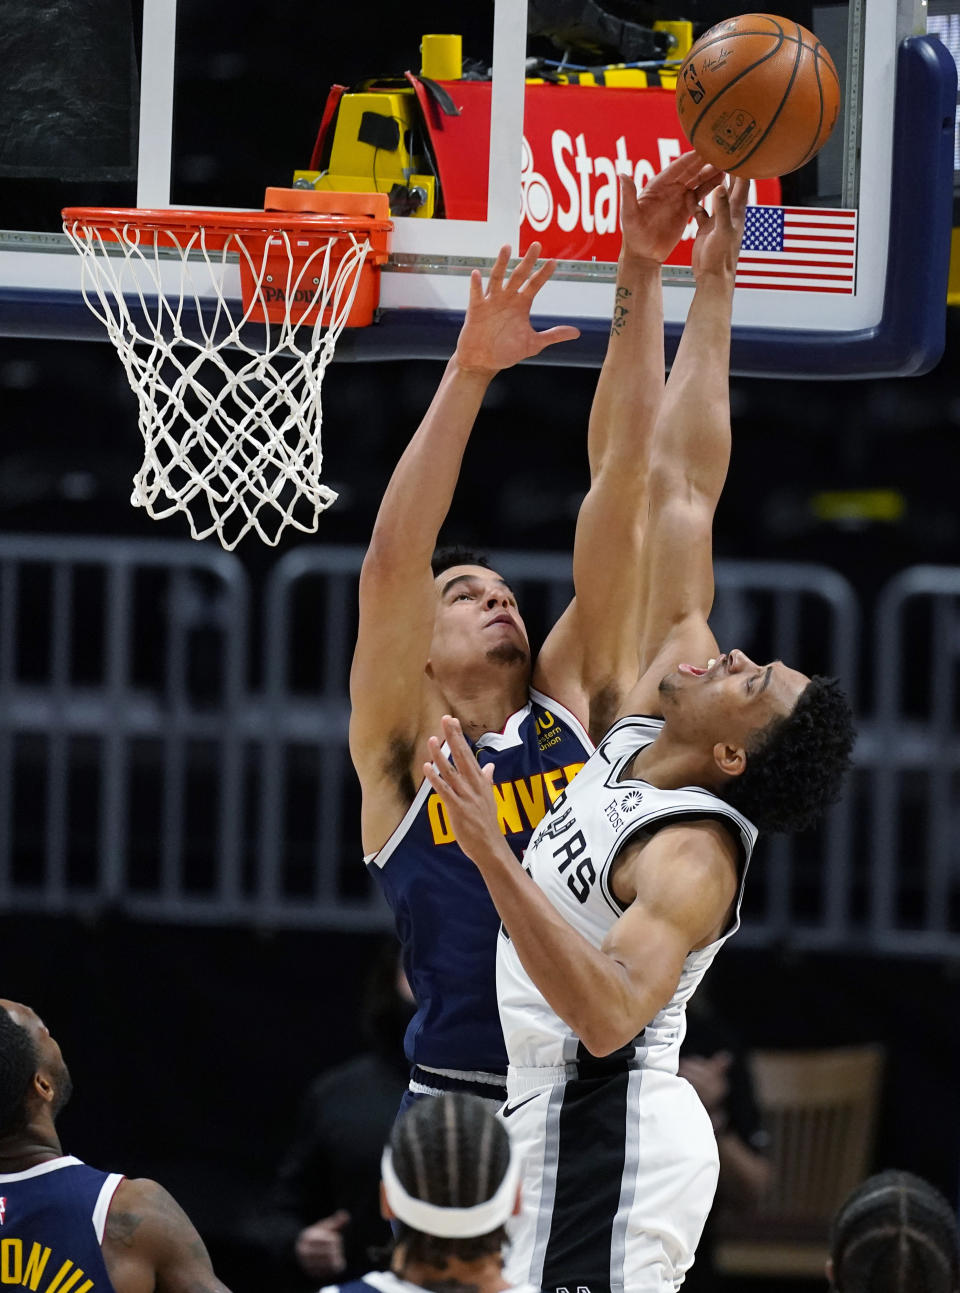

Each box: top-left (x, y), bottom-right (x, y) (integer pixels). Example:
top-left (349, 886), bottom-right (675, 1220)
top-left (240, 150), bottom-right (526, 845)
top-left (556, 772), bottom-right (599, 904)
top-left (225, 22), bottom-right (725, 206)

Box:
top-left (320, 1093), bottom-right (536, 1293)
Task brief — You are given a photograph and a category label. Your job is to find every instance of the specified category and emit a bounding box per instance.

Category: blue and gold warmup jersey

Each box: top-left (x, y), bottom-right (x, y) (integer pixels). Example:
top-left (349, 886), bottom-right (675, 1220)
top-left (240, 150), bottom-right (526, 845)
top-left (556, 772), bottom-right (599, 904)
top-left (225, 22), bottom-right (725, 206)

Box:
top-left (367, 689), bottom-right (592, 1080)
top-left (0, 1156), bottom-right (122, 1292)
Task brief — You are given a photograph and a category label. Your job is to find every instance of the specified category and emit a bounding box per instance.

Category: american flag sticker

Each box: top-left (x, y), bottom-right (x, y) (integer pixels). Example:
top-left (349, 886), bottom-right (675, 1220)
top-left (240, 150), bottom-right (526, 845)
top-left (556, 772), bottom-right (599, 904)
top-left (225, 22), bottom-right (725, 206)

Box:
top-left (736, 206), bottom-right (858, 294)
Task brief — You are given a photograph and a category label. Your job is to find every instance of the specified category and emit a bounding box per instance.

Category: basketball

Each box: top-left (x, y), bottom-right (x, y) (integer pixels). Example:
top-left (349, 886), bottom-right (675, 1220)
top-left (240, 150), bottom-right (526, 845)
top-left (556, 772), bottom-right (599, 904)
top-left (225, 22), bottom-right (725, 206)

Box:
top-left (675, 13), bottom-right (840, 179)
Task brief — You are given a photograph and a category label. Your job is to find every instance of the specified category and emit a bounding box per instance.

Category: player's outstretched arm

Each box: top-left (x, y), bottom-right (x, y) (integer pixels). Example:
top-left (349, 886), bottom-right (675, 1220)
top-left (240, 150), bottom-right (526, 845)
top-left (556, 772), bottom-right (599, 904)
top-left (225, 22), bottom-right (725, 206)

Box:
top-left (536, 155), bottom-right (724, 737)
top-left (102, 1178), bottom-right (232, 1293)
top-left (623, 176), bottom-right (750, 716)
top-left (350, 247), bottom-right (578, 835)
top-left (584, 153), bottom-right (724, 474)
top-left (423, 716), bottom-right (736, 1055)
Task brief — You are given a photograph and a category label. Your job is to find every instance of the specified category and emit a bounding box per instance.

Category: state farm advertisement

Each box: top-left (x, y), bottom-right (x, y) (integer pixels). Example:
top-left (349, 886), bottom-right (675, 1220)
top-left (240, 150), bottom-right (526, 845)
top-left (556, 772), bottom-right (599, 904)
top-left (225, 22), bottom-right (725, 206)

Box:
top-left (423, 81), bottom-right (782, 266)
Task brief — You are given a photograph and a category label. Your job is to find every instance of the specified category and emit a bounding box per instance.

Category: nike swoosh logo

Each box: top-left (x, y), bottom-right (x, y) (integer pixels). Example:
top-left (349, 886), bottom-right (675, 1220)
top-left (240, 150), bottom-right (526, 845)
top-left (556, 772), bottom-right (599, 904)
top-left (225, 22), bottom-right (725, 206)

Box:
top-left (501, 1091), bottom-right (541, 1118)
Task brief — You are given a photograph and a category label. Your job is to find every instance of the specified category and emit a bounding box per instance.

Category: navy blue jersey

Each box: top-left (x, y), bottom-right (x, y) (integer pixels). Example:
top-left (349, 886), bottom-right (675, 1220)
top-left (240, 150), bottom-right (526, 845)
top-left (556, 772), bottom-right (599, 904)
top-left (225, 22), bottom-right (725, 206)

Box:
top-left (0, 1155), bottom-right (122, 1293)
top-left (367, 690), bottom-right (592, 1077)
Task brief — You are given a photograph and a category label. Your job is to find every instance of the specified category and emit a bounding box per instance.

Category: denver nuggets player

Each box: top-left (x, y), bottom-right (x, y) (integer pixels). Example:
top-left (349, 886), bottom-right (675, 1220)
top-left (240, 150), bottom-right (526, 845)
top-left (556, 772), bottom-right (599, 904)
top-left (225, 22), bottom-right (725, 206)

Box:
top-left (0, 1000), bottom-right (230, 1293)
top-left (423, 179), bottom-right (855, 1293)
top-left (350, 153), bottom-right (728, 1112)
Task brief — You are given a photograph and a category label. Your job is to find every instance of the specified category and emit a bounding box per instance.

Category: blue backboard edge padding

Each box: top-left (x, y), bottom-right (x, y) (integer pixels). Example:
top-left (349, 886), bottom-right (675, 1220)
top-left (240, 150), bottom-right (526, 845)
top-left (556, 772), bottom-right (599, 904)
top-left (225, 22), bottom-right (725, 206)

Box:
top-left (1, 37), bottom-right (955, 380)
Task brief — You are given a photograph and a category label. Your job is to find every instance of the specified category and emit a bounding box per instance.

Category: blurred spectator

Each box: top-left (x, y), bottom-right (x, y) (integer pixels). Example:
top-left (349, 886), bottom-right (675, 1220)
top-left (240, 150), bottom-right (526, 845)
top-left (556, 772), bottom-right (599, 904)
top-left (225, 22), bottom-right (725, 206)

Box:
top-left (678, 992), bottom-right (771, 1290)
top-left (320, 1092), bottom-right (532, 1293)
top-left (251, 942), bottom-right (414, 1290)
top-left (828, 1169), bottom-right (960, 1292)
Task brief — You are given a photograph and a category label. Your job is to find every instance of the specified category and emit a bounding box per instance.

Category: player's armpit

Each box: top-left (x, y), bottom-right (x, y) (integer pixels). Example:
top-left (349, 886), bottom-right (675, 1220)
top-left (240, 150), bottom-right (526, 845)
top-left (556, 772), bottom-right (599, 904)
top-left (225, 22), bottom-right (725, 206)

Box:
top-left (531, 601), bottom-right (591, 731)
top-left (103, 1178), bottom-right (232, 1293)
top-left (536, 486), bottom-right (653, 741)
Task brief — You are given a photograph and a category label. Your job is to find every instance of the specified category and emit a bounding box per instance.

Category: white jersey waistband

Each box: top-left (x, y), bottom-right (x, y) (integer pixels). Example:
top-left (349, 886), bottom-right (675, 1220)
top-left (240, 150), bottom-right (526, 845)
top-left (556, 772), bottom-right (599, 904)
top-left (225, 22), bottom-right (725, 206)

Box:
top-left (508, 1064), bottom-right (578, 1093)
top-left (416, 1063), bottom-right (506, 1086)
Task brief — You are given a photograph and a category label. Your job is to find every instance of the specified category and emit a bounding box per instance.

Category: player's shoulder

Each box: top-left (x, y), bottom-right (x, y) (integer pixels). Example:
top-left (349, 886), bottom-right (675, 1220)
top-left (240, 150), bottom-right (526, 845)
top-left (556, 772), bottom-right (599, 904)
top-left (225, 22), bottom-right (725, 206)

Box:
top-left (104, 1176), bottom-right (198, 1246)
top-left (631, 813), bottom-right (745, 901)
top-left (109, 1176), bottom-right (167, 1208)
top-left (653, 812), bottom-right (743, 856)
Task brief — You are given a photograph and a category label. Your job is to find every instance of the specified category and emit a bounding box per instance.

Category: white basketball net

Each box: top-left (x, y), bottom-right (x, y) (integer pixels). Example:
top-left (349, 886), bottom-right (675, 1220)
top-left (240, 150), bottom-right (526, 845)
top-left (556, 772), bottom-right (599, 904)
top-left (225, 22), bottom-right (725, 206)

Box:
top-left (63, 217), bottom-right (372, 549)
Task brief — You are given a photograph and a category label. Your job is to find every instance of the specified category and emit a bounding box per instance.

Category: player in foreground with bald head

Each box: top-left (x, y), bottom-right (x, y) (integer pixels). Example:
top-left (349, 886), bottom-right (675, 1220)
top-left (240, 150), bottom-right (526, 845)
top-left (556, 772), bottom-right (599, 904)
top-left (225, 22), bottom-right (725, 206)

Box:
top-left (0, 999), bottom-right (231, 1293)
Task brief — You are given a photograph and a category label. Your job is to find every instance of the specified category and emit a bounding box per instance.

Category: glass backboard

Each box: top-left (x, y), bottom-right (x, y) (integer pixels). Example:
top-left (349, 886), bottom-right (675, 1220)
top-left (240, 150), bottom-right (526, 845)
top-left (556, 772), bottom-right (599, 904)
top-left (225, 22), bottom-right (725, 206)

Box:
top-left (0, 0), bottom-right (954, 377)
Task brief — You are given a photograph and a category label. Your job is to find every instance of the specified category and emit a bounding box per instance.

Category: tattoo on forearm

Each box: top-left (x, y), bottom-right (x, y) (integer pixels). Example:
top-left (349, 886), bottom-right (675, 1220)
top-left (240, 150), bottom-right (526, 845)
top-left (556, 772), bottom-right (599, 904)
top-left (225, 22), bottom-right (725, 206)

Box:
top-left (611, 284), bottom-right (632, 336)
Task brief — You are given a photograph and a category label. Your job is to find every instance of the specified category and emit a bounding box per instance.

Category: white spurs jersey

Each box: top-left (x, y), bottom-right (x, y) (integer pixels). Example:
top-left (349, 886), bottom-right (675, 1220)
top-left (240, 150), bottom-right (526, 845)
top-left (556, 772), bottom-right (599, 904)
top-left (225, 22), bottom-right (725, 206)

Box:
top-left (497, 714), bottom-right (758, 1075)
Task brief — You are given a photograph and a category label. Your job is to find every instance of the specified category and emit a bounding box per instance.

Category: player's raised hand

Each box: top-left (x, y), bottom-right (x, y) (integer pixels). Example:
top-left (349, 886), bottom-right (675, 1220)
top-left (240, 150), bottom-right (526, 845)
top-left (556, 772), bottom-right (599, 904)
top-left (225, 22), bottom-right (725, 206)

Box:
top-left (688, 175), bottom-right (750, 282)
top-left (455, 243), bottom-right (580, 377)
top-left (619, 150), bottom-right (725, 265)
top-left (423, 716), bottom-right (506, 866)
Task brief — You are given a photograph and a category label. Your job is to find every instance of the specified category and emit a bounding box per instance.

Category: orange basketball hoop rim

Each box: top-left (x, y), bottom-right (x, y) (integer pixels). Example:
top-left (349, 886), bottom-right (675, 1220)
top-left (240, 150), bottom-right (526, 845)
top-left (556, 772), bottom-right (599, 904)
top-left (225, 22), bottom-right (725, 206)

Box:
top-left (62, 188), bottom-right (393, 328)
top-left (58, 190), bottom-right (393, 549)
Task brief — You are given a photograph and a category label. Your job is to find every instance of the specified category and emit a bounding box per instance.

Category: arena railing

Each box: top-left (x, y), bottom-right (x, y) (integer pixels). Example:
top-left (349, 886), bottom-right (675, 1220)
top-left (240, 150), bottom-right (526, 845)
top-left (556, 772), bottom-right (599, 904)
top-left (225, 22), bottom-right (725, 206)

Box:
top-left (0, 535), bottom-right (956, 955)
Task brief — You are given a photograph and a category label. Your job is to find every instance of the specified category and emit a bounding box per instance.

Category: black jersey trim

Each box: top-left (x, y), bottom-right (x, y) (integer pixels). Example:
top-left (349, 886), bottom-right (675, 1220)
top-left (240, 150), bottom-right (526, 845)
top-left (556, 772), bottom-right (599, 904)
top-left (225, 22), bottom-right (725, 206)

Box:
top-left (599, 807), bottom-right (754, 922)
top-left (599, 818), bottom-right (651, 916)
top-left (596, 714), bottom-right (663, 769)
top-left (539, 1069), bottom-right (631, 1293)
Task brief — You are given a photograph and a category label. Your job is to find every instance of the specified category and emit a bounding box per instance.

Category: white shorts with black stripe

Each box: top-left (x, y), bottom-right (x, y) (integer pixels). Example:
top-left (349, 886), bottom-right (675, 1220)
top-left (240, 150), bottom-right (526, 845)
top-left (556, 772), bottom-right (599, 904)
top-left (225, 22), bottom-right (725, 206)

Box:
top-left (501, 1064), bottom-right (719, 1293)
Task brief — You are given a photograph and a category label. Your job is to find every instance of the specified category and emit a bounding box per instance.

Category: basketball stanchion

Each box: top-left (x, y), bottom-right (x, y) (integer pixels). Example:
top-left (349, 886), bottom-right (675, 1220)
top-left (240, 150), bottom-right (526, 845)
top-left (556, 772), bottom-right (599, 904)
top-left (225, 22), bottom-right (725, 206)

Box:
top-left (62, 190), bottom-right (392, 550)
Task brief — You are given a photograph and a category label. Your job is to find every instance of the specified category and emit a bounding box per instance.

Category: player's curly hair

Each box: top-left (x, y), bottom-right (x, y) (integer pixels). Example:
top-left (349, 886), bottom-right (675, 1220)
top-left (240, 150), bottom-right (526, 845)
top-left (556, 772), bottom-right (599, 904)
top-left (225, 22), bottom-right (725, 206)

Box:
top-left (431, 545), bottom-right (493, 578)
top-left (830, 1170), bottom-right (960, 1293)
top-left (719, 675), bottom-right (855, 833)
top-left (389, 1093), bottom-right (513, 1268)
top-left (0, 1003), bottom-right (38, 1136)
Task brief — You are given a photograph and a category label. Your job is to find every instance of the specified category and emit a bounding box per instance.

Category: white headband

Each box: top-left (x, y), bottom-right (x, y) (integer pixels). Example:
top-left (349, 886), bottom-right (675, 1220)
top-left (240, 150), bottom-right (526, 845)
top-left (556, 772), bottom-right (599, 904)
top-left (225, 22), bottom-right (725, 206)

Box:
top-left (381, 1143), bottom-right (521, 1239)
